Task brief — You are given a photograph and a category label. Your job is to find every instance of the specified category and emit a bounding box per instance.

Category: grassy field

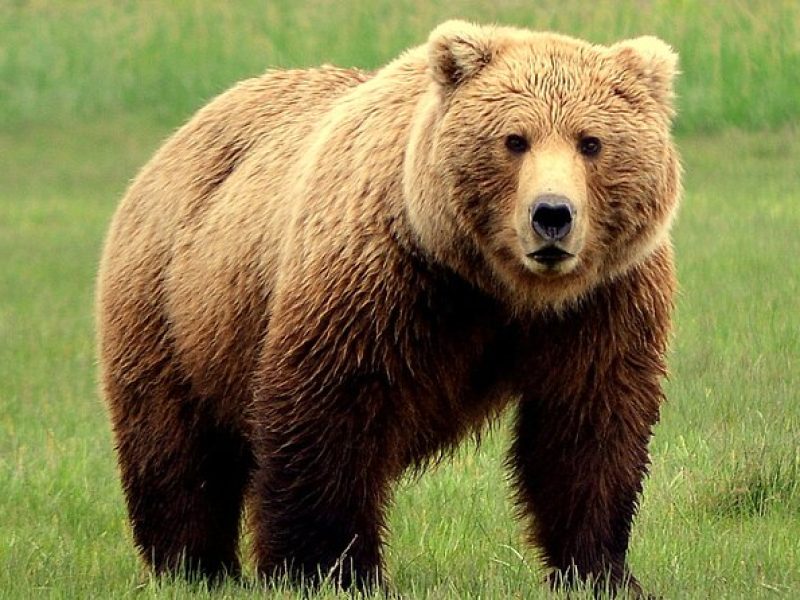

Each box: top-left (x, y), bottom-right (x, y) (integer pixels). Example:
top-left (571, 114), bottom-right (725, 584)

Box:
top-left (2, 0), bottom-right (799, 133)
top-left (1, 1), bottom-right (799, 598)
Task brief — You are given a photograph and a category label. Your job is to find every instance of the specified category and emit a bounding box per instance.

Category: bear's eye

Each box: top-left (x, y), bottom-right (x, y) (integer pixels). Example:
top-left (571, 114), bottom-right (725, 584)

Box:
top-left (579, 136), bottom-right (602, 157)
top-left (505, 134), bottom-right (529, 154)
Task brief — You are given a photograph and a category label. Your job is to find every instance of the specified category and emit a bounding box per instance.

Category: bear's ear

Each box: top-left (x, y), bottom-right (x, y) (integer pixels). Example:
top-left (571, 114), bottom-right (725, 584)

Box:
top-left (610, 36), bottom-right (679, 110)
top-left (428, 20), bottom-right (497, 88)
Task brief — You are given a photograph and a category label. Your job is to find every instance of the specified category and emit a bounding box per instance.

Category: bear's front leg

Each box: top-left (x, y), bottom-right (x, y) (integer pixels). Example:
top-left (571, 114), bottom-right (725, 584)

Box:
top-left (510, 376), bottom-right (659, 597)
top-left (251, 368), bottom-right (394, 592)
top-left (509, 272), bottom-right (673, 597)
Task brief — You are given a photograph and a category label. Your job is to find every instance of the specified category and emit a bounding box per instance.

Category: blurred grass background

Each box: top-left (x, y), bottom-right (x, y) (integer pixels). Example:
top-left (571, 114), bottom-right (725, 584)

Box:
top-left (1, 0), bottom-right (799, 598)
top-left (2, 0), bottom-right (799, 132)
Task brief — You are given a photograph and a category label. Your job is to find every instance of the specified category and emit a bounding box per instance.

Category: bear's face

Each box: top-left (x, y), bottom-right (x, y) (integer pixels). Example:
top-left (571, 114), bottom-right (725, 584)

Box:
top-left (405, 21), bottom-right (680, 312)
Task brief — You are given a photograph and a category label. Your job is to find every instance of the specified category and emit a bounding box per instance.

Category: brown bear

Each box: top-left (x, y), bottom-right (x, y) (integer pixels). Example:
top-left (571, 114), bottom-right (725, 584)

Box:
top-left (96, 20), bottom-right (680, 596)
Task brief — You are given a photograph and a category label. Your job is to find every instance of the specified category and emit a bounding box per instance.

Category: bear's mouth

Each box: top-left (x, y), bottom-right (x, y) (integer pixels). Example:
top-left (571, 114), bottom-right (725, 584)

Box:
top-left (527, 246), bottom-right (574, 267)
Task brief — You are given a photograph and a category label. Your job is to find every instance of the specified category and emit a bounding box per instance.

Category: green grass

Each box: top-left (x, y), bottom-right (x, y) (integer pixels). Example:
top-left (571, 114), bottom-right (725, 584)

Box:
top-left (2, 0), bottom-right (800, 133)
top-left (1, 121), bottom-right (799, 599)
top-left (2, 1), bottom-right (799, 598)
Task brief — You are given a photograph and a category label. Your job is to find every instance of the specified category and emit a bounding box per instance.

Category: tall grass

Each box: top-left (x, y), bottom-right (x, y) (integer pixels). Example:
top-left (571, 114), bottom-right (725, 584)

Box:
top-left (2, 0), bottom-right (799, 132)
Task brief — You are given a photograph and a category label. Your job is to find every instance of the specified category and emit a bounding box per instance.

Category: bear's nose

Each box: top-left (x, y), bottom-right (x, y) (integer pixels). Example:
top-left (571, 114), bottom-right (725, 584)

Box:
top-left (530, 195), bottom-right (574, 242)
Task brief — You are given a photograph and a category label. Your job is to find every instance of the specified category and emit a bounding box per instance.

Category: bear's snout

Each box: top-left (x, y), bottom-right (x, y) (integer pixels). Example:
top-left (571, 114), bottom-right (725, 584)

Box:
top-left (530, 195), bottom-right (574, 242)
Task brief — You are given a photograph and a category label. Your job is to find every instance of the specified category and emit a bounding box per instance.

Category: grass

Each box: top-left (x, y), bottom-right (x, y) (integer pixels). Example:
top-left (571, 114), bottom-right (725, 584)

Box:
top-left (1, 1), bottom-right (799, 598)
top-left (1, 119), bottom-right (798, 600)
top-left (2, 0), bottom-right (800, 133)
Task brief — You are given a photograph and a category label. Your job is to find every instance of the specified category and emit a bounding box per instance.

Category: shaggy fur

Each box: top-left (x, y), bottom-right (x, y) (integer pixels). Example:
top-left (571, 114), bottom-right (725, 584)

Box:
top-left (96, 20), bottom-right (680, 596)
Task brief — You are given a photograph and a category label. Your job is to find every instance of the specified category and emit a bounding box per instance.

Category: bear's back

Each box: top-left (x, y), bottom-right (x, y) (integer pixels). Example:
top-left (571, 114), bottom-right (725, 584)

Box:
top-left (105, 66), bottom-right (370, 252)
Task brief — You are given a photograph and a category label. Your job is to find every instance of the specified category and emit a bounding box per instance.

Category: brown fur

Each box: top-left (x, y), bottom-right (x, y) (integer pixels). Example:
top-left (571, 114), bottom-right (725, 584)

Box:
top-left (97, 20), bottom-right (680, 596)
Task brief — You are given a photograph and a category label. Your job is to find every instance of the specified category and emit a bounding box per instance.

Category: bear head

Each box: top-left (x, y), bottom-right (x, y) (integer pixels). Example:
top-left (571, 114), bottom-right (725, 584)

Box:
top-left (404, 20), bottom-right (681, 313)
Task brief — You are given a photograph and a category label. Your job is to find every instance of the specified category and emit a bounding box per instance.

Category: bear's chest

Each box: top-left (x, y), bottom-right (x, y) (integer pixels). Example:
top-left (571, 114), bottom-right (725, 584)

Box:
top-left (381, 277), bottom-right (516, 467)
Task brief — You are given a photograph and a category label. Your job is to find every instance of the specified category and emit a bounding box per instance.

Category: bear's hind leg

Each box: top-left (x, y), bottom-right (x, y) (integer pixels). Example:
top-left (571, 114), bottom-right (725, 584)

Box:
top-left (110, 378), bottom-right (254, 581)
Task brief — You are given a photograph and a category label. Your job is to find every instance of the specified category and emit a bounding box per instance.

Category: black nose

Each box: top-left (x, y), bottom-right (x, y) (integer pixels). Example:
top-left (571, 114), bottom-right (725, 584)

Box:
top-left (530, 195), bottom-right (574, 241)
